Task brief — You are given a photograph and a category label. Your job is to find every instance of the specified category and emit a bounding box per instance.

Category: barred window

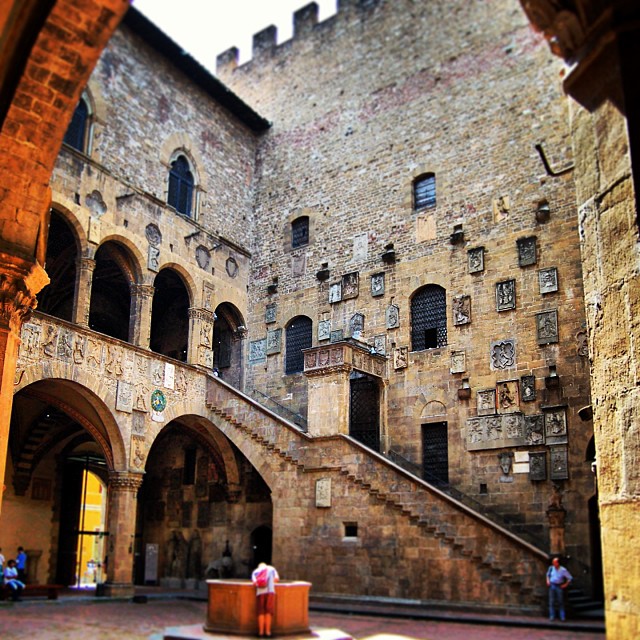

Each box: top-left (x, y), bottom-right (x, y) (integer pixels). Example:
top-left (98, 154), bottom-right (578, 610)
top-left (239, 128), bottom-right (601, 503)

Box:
top-left (285, 316), bottom-right (312, 374)
top-left (414, 173), bottom-right (436, 210)
top-left (63, 98), bottom-right (89, 152)
top-left (291, 216), bottom-right (309, 248)
top-left (411, 284), bottom-right (447, 350)
top-left (168, 155), bottom-right (194, 217)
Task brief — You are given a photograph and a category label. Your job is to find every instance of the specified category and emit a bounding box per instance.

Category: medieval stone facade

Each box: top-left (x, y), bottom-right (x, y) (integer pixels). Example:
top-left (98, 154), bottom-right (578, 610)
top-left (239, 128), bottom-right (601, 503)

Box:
top-left (0, 1), bottom-right (638, 634)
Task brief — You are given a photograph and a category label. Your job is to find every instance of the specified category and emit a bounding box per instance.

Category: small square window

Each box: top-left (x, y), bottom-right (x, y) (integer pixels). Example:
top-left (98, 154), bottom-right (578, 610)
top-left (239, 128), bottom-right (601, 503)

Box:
top-left (344, 522), bottom-right (358, 538)
top-left (414, 173), bottom-right (436, 210)
top-left (479, 483), bottom-right (488, 495)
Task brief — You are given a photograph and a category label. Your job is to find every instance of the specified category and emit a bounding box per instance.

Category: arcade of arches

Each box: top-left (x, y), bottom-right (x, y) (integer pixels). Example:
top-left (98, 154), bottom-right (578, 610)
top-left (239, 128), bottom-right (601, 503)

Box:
top-left (0, 2), bottom-right (638, 638)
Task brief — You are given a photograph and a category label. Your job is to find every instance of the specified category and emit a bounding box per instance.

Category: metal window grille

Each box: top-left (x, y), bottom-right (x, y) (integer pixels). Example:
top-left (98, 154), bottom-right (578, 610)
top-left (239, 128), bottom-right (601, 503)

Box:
top-left (291, 217), bottom-right (309, 248)
top-left (349, 373), bottom-right (380, 452)
top-left (168, 156), bottom-right (194, 217)
top-left (422, 422), bottom-right (449, 485)
top-left (414, 173), bottom-right (436, 210)
top-left (411, 285), bottom-right (447, 350)
top-left (285, 316), bottom-right (312, 374)
top-left (63, 99), bottom-right (88, 152)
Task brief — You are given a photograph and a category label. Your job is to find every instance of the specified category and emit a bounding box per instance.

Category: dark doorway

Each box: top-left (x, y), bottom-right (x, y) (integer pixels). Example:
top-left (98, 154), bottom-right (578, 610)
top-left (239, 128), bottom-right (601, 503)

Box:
top-left (349, 371), bottom-right (380, 452)
top-left (37, 210), bottom-right (78, 321)
top-left (250, 525), bottom-right (272, 570)
top-left (422, 422), bottom-right (449, 485)
top-left (150, 269), bottom-right (190, 361)
top-left (588, 494), bottom-right (604, 600)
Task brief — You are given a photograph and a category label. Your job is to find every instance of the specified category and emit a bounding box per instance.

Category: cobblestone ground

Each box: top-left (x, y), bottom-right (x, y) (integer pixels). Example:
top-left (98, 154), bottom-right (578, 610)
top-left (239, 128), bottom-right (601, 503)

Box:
top-left (0, 600), bottom-right (604, 640)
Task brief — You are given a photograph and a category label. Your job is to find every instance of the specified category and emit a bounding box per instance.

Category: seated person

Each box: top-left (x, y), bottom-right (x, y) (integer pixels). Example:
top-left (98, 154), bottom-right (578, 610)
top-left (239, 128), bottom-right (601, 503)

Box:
top-left (4, 560), bottom-right (25, 601)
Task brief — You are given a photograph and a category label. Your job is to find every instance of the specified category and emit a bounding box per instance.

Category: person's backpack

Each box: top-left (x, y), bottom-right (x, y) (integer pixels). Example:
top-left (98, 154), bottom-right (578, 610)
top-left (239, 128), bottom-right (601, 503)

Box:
top-left (255, 568), bottom-right (269, 588)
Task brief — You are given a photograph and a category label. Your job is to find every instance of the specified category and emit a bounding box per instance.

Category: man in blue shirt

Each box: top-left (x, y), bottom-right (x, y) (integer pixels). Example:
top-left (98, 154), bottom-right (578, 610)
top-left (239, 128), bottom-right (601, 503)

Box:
top-left (546, 556), bottom-right (572, 621)
top-left (16, 547), bottom-right (27, 583)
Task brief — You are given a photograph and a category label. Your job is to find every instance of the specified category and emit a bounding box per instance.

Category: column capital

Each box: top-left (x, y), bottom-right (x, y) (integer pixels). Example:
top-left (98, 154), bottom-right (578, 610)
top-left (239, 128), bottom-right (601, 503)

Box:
top-left (77, 256), bottom-right (96, 272)
top-left (188, 307), bottom-right (215, 322)
top-left (130, 283), bottom-right (155, 298)
top-left (0, 252), bottom-right (49, 331)
top-left (108, 471), bottom-right (144, 492)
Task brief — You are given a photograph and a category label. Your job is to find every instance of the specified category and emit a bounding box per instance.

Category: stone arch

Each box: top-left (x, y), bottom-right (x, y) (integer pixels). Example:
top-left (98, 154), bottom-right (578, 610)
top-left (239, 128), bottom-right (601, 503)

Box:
top-left (148, 411), bottom-right (241, 487)
top-left (416, 397), bottom-right (447, 420)
top-left (156, 261), bottom-right (197, 307)
top-left (48, 202), bottom-right (88, 256)
top-left (97, 234), bottom-right (145, 284)
top-left (13, 365), bottom-right (127, 472)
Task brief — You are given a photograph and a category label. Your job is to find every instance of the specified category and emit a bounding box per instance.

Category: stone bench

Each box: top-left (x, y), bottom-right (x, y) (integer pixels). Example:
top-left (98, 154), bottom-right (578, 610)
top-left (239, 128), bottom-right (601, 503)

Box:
top-left (0, 583), bottom-right (64, 601)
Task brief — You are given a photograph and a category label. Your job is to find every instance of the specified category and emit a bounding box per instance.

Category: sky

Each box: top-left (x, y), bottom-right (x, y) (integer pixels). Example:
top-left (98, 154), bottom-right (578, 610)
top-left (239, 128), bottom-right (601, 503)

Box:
top-left (132, 0), bottom-right (337, 73)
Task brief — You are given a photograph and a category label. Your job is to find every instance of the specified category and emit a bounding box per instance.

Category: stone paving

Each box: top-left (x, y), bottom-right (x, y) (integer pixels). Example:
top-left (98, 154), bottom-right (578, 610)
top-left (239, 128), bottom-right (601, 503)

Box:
top-left (0, 598), bottom-right (605, 640)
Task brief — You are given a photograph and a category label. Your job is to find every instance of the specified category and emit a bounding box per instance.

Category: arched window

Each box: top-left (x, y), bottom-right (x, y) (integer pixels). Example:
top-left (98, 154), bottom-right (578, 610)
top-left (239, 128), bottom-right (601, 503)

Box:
top-left (168, 155), bottom-right (194, 217)
top-left (413, 173), bottom-right (436, 210)
top-left (63, 97), bottom-right (89, 152)
top-left (291, 216), bottom-right (309, 248)
top-left (411, 284), bottom-right (447, 351)
top-left (285, 316), bottom-right (312, 374)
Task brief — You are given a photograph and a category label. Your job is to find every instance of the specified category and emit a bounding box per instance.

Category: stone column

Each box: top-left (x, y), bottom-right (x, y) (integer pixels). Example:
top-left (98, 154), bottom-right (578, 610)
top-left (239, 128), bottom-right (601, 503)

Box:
top-left (305, 367), bottom-right (352, 437)
top-left (103, 471), bottom-right (144, 597)
top-left (546, 485), bottom-right (566, 556)
top-left (73, 257), bottom-right (95, 327)
top-left (129, 284), bottom-right (154, 349)
top-left (0, 254), bottom-right (49, 514)
top-left (188, 308), bottom-right (214, 369)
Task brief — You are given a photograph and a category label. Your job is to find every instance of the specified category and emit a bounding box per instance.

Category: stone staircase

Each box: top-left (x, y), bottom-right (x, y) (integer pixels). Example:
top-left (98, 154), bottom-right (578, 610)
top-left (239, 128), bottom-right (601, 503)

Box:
top-left (206, 376), bottom-right (549, 610)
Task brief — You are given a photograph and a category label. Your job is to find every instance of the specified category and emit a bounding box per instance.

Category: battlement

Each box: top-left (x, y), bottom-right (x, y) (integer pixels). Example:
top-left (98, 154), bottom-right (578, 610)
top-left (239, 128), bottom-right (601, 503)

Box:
top-left (216, 0), bottom-right (381, 78)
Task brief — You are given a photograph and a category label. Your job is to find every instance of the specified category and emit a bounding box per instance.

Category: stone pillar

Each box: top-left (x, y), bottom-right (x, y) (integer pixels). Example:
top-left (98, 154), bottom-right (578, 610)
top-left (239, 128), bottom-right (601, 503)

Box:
top-left (546, 485), bottom-right (566, 556)
top-left (129, 283), bottom-right (154, 349)
top-left (188, 308), bottom-right (214, 369)
top-left (103, 471), bottom-right (144, 597)
top-left (0, 254), bottom-right (49, 514)
top-left (305, 368), bottom-right (351, 437)
top-left (73, 257), bottom-right (95, 327)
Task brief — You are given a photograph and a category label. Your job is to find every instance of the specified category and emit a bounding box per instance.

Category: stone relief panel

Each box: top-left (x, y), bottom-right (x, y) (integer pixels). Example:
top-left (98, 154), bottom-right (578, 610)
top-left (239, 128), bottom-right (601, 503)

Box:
top-left (73, 336), bottom-right (86, 364)
top-left (349, 313), bottom-right (364, 340)
top-left (468, 247), bottom-right (484, 273)
top-left (342, 272), bottom-right (359, 300)
top-left (145, 223), bottom-right (162, 246)
top-left (318, 320), bottom-right (331, 341)
top-left (520, 375), bottom-right (536, 402)
top-left (386, 304), bottom-right (400, 329)
top-left (195, 245), bottom-right (211, 271)
top-left (132, 410), bottom-right (146, 435)
top-left (105, 344), bottom-right (124, 377)
top-left (20, 323), bottom-right (41, 358)
top-left (525, 414), bottom-right (545, 445)
top-left (329, 282), bottom-right (342, 304)
top-left (164, 362), bottom-right (175, 390)
top-left (86, 337), bottom-right (103, 370)
top-left (203, 282), bottom-right (215, 311)
top-left (130, 434), bottom-right (146, 470)
top-left (450, 350), bottom-right (466, 374)
top-left (529, 452), bottom-right (547, 481)
top-left (57, 329), bottom-right (73, 360)
top-left (477, 389), bottom-right (496, 416)
top-left (249, 339), bottom-right (267, 364)
top-left (42, 324), bottom-right (57, 357)
top-left (538, 267), bottom-right (558, 294)
top-left (576, 329), bottom-right (589, 358)
top-left (490, 339), bottom-right (516, 370)
top-left (497, 380), bottom-right (519, 413)
top-left (493, 195), bottom-right (510, 222)
top-left (496, 279), bottom-right (516, 311)
top-left (291, 253), bottom-right (306, 277)
top-left (536, 310), bottom-right (558, 344)
top-left (498, 451), bottom-right (514, 478)
top-left (466, 414), bottom-right (526, 451)
top-left (266, 328), bottom-right (282, 355)
top-left (517, 236), bottom-right (537, 267)
top-left (148, 245), bottom-right (160, 272)
top-left (452, 295), bottom-right (471, 326)
top-left (550, 446), bottom-right (569, 480)
top-left (330, 329), bottom-right (343, 343)
top-left (226, 256), bottom-right (239, 278)
top-left (116, 380), bottom-right (133, 413)
top-left (373, 335), bottom-right (386, 355)
top-left (371, 273), bottom-right (385, 297)
top-left (393, 347), bottom-right (408, 370)
top-left (352, 232), bottom-right (368, 262)
top-left (315, 478), bottom-right (332, 508)
top-left (265, 304), bottom-right (277, 324)
top-left (544, 407), bottom-right (568, 445)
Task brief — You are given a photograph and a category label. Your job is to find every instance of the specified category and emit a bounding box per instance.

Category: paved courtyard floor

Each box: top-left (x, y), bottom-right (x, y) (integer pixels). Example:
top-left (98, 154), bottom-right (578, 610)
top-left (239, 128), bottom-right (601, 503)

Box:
top-left (0, 598), bottom-right (605, 640)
